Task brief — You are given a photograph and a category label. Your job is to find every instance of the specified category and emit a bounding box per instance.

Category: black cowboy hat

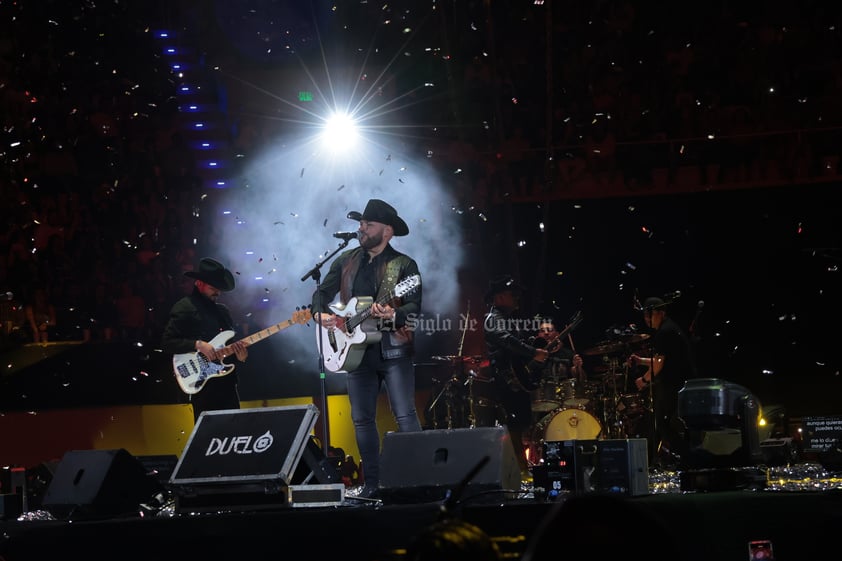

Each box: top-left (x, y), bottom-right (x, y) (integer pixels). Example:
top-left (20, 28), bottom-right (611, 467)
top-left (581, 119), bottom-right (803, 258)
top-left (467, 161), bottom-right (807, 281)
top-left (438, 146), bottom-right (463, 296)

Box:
top-left (184, 258), bottom-right (236, 292)
top-left (642, 297), bottom-right (667, 311)
top-left (347, 199), bottom-right (409, 236)
top-left (484, 274), bottom-right (526, 303)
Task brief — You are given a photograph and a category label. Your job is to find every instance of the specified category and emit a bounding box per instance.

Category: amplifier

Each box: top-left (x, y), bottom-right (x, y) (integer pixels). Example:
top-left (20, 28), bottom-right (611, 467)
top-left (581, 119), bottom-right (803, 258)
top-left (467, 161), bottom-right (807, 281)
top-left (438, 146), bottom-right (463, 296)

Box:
top-left (597, 438), bottom-right (649, 496)
top-left (533, 439), bottom-right (648, 497)
top-left (533, 439), bottom-right (599, 496)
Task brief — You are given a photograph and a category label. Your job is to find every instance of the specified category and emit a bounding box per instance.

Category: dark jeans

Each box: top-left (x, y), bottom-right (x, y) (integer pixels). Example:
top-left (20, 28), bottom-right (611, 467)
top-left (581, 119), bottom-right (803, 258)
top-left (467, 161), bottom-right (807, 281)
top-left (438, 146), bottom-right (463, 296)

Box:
top-left (189, 375), bottom-right (240, 422)
top-left (346, 345), bottom-right (422, 487)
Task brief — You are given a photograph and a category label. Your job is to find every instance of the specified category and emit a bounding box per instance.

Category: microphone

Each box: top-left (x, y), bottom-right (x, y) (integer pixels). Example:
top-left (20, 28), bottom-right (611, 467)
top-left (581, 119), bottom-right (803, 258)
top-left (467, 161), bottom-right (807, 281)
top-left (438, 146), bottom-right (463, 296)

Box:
top-left (442, 455), bottom-right (490, 514)
top-left (689, 300), bottom-right (704, 336)
top-left (333, 231), bottom-right (358, 240)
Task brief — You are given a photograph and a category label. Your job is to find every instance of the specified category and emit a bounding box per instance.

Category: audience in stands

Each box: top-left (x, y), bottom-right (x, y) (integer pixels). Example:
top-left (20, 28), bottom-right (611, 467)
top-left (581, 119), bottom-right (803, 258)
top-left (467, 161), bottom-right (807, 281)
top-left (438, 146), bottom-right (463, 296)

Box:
top-left (2, 0), bottom-right (842, 351)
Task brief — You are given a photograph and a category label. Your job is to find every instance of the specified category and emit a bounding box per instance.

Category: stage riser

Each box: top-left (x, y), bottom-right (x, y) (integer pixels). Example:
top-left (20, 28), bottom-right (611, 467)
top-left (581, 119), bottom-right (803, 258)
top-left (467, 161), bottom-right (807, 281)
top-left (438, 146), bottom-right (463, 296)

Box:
top-left (1, 492), bottom-right (839, 560)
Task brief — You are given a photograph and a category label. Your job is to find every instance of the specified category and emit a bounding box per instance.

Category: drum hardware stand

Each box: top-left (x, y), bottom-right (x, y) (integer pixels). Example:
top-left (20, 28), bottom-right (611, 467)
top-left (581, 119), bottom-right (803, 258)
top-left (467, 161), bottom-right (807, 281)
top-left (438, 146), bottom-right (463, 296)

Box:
top-left (467, 371), bottom-right (500, 429)
top-left (427, 373), bottom-right (460, 429)
top-left (596, 356), bottom-right (623, 439)
top-left (427, 300), bottom-right (474, 429)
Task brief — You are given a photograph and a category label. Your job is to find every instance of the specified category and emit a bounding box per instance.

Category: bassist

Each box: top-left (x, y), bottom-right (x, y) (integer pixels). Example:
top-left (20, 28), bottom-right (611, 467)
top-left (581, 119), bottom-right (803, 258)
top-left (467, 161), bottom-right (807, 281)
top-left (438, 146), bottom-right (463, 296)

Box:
top-left (161, 257), bottom-right (248, 422)
top-left (311, 199), bottom-right (423, 499)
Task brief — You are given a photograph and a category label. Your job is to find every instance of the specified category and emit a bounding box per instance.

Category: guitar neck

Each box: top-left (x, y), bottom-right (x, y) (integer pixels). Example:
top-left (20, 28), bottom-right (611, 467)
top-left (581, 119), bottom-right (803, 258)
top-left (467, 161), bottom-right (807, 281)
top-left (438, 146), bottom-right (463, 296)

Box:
top-left (219, 318), bottom-right (296, 354)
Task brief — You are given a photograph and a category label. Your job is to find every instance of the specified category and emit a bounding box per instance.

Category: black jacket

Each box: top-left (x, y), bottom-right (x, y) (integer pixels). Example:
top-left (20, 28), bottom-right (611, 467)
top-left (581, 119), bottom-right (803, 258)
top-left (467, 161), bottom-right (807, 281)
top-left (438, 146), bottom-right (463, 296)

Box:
top-left (311, 245), bottom-right (421, 360)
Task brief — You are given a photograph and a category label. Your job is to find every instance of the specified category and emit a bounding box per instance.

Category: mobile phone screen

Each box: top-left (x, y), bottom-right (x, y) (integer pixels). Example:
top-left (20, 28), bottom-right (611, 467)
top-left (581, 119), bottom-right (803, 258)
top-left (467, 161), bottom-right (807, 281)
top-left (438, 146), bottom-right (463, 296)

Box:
top-left (748, 539), bottom-right (774, 561)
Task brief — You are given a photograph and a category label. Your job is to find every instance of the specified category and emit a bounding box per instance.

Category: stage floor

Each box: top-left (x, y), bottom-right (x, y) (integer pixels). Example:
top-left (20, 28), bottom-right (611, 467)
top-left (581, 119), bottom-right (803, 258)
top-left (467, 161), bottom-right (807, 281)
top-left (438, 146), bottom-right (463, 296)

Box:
top-left (2, 466), bottom-right (842, 561)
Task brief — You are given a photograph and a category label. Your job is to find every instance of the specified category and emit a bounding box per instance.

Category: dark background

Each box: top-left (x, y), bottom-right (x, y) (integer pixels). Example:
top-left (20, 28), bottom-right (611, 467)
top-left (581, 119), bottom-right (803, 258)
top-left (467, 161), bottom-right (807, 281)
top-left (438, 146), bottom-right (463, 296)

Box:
top-left (1, 1), bottom-right (840, 422)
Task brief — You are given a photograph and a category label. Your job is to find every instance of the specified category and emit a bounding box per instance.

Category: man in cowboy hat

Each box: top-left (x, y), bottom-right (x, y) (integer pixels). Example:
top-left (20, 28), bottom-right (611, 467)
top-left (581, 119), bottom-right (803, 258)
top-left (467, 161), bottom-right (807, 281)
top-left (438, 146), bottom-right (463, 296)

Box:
top-left (312, 199), bottom-right (422, 499)
top-left (482, 274), bottom-right (549, 480)
top-left (628, 295), bottom-right (697, 466)
top-left (162, 257), bottom-right (248, 421)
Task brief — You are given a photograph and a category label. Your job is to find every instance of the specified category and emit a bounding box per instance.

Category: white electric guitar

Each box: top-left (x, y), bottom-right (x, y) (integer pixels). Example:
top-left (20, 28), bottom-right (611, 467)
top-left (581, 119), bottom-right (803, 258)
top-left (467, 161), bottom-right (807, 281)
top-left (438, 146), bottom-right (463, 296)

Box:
top-left (318, 274), bottom-right (421, 373)
top-left (173, 308), bottom-right (312, 394)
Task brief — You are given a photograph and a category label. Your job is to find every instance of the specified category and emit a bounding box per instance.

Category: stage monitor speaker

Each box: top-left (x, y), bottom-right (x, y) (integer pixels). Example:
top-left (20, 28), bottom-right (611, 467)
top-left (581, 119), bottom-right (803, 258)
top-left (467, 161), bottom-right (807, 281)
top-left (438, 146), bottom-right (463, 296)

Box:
top-left (169, 404), bottom-right (319, 513)
top-left (378, 426), bottom-right (521, 504)
top-left (170, 404), bottom-right (318, 487)
top-left (41, 448), bottom-right (163, 520)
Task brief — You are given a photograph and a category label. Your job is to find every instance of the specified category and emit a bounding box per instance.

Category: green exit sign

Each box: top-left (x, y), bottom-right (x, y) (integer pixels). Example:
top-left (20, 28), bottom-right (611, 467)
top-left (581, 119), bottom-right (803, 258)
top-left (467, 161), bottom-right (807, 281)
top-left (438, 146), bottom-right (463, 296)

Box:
top-left (298, 91), bottom-right (313, 101)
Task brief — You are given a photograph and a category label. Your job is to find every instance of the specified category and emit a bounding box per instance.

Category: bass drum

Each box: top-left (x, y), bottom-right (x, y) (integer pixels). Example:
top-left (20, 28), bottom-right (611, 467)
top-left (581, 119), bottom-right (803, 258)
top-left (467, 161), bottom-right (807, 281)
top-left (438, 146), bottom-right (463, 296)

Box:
top-left (537, 406), bottom-right (603, 442)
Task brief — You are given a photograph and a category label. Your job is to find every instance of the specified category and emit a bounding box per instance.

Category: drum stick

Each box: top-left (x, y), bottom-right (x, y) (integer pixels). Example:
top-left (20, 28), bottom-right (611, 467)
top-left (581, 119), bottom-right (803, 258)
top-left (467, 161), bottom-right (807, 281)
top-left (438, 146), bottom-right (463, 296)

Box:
top-left (567, 333), bottom-right (584, 381)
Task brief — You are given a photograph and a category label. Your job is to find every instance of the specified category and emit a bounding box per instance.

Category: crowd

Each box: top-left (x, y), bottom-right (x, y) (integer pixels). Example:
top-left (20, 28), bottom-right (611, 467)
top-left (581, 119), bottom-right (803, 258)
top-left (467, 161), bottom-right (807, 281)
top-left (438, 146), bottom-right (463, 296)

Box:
top-left (0, 1), bottom-right (207, 350)
top-left (431, 0), bottom-right (842, 205)
top-left (3, 0), bottom-right (842, 351)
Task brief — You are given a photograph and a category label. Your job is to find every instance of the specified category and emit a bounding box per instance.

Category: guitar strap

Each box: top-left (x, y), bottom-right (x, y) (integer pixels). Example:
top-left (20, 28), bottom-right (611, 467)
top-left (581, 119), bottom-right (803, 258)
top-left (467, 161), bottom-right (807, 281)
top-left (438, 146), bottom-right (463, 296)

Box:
top-left (380, 257), bottom-right (414, 343)
top-left (339, 248), bottom-right (364, 305)
top-left (339, 249), bottom-right (411, 303)
top-left (337, 249), bottom-right (413, 341)
top-left (379, 258), bottom-right (408, 299)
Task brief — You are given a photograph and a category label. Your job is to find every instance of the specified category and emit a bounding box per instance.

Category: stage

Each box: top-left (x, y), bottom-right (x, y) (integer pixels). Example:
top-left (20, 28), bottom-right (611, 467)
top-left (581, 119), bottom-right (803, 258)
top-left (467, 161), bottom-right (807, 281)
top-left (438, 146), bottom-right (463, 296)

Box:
top-left (2, 343), bottom-right (842, 559)
top-left (2, 481), bottom-right (841, 560)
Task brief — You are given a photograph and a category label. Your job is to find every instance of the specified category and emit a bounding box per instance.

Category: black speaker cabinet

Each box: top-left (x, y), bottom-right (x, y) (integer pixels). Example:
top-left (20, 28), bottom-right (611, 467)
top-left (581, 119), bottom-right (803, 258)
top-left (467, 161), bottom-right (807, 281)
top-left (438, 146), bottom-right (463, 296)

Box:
top-left (378, 426), bottom-right (521, 504)
top-left (41, 448), bottom-right (163, 520)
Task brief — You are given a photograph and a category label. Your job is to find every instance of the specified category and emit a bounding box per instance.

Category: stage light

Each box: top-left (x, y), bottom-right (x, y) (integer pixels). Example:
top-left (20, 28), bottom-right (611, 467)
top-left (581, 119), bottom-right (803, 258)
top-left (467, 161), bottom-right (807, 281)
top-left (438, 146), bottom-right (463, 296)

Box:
top-left (320, 112), bottom-right (360, 153)
top-left (677, 378), bottom-right (764, 470)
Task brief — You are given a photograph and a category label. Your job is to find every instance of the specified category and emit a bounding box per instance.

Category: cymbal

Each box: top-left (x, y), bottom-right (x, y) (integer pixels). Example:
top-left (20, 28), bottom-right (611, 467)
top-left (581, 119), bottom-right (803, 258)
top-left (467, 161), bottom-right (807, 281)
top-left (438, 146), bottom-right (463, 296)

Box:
top-left (621, 333), bottom-right (650, 344)
top-left (431, 354), bottom-right (484, 363)
top-left (582, 340), bottom-right (626, 355)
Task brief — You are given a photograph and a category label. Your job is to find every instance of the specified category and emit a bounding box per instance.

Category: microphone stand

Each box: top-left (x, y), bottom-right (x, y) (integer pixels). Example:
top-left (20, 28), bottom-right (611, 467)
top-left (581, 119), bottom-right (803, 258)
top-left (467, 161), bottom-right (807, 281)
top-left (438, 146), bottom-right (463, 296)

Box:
top-left (645, 345), bottom-right (657, 463)
top-left (301, 238), bottom-right (353, 454)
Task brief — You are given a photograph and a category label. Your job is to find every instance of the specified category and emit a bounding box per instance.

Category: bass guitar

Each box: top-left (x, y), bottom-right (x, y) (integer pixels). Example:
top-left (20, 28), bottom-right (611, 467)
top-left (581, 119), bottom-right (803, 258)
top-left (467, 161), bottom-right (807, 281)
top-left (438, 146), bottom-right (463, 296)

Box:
top-left (173, 308), bottom-right (312, 394)
top-left (319, 274), bottom-right (421, 373)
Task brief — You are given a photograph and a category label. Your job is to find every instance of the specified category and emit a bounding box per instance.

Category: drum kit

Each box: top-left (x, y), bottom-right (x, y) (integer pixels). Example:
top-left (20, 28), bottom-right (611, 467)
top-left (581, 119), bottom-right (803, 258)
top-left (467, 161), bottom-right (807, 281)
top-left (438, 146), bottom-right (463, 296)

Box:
top-left (424, 328), bottom-right (656, 464)
top-left (425, 354), bottom-right (500, 430)
top-left (524, 330), bottom-right (655, 462)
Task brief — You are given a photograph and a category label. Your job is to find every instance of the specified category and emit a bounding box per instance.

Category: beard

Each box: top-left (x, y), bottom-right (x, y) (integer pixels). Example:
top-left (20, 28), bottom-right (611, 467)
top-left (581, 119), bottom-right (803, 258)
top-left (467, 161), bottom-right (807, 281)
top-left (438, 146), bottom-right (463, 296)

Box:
top-left (360, 230), bottom-right (383, 250)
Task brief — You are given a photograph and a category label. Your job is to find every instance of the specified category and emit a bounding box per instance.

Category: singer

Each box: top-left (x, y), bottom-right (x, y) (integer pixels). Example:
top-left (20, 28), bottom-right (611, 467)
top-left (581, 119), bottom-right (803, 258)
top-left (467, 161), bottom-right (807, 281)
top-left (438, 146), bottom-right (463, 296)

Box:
top-left (311, 198), bottom-right (423, 499)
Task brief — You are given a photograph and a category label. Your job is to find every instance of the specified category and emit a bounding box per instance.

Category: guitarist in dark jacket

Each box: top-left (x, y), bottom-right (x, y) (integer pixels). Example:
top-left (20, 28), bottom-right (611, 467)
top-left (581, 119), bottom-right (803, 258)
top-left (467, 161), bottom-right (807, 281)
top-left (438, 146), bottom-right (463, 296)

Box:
top-left (312, 199), bottom-right (423, 498)
top-left (161, 257), bottom-right (247, 422)
top-left (483, 275), bottom-right (549, 479)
